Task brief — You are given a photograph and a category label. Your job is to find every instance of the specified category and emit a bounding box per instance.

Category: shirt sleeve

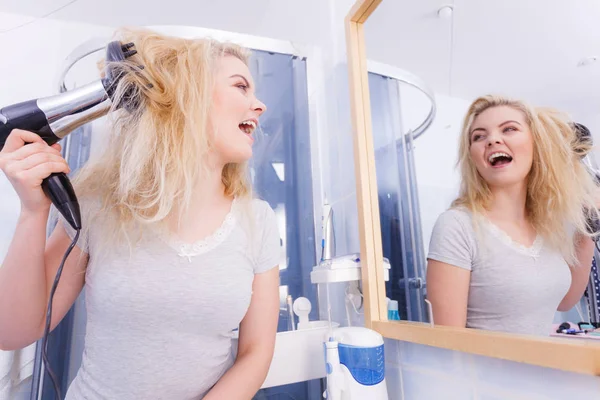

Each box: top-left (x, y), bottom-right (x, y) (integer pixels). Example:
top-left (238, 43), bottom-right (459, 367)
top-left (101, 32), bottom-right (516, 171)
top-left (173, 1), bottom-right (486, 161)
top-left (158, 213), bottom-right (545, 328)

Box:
top-left (427, 209), bottom-right (475, 271)
top-left (253, 200), bottom-right (282, 274)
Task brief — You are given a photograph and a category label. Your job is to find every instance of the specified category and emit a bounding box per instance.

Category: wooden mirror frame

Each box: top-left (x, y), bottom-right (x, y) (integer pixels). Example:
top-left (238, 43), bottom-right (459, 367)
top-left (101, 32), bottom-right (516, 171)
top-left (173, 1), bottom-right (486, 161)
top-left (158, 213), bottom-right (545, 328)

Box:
top-left (345, 0), bottom-right (600, 375)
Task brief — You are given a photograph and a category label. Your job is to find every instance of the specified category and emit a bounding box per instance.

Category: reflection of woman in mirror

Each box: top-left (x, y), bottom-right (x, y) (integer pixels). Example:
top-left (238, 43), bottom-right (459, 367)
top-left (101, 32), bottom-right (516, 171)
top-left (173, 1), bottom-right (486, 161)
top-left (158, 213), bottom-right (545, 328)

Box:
top-left (426, 95), bottom-right (599, 336)
top-left (0, 28), bottom-right (281, 398)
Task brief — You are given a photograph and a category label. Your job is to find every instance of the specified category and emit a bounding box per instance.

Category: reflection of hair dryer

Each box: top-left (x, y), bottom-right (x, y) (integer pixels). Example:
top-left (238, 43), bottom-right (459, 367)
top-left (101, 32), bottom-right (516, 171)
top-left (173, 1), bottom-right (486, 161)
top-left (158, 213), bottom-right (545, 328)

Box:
top-left (0, 41), bottom-right (139, 230)
top-left (573, 122), bottom-right (600, 235)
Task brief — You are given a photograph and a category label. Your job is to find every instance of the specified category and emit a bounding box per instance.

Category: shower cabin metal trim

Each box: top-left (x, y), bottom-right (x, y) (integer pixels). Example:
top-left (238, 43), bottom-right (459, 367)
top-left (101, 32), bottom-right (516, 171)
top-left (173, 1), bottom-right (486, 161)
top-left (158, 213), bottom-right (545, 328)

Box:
top-left (367, 60), bottom-right (436, 139)
top-left (33, 26), bottom-right (326, 400)
top-left (346, 0), bottom-right (600, 377)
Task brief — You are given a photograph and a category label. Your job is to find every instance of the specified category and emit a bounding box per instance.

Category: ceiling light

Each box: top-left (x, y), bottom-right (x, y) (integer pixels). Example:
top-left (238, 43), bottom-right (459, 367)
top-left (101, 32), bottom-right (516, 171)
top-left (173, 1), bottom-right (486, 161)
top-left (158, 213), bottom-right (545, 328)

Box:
top-left (437, 5), bottom-right (454, 19)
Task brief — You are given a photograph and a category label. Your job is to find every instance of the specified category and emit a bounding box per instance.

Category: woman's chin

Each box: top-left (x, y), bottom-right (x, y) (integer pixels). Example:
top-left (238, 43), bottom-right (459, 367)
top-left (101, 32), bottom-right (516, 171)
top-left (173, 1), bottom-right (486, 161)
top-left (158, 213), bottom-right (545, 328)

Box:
top-left (226, 149), bottom-right (253, 164)
top-left (485, 176), bottom-right (527, 189)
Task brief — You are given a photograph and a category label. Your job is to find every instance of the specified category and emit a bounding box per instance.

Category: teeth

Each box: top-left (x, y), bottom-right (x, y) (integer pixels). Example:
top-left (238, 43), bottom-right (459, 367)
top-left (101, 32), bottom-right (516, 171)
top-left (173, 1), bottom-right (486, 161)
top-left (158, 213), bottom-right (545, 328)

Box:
top-left (239, 120), bottom-right (257, 134)
top-left (488, 152), bottom-right (511, 163)
top-left (240, 120), bottom-right (256, 129)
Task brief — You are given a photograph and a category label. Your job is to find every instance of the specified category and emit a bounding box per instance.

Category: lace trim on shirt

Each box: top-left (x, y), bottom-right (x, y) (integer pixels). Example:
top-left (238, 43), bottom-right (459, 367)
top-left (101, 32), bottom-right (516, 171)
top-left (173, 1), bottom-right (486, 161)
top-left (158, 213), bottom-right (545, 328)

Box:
top-left (482, 219), bottom-right (544, 258)
top-left (166, 199), bottom-right (238, 261)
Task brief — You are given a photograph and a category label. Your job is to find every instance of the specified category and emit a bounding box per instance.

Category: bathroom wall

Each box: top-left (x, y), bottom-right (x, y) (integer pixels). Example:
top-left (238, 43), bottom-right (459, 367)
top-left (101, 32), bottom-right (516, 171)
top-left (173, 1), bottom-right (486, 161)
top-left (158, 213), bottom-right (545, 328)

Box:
top-left (0, 14), bottom-right (114, 103)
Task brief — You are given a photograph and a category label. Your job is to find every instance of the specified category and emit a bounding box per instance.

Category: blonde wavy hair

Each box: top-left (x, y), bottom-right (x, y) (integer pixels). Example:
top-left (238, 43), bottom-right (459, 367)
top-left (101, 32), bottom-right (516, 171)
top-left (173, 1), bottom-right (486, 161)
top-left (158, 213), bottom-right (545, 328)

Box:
top-left (71, 27), bottom-right (253, 247)
top-left (452, 95), bottom-right (599, 264)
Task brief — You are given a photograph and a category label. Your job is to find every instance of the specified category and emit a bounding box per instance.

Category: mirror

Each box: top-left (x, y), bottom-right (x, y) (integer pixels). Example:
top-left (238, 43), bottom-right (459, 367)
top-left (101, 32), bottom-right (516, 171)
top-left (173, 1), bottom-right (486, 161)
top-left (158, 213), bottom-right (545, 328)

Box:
top-left (362, 0), bottom-right (600, 343)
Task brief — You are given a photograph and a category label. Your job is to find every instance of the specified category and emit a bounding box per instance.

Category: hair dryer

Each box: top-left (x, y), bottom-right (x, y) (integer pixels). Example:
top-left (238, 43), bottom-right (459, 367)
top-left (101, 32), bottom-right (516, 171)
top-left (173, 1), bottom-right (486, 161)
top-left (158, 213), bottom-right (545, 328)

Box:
top-left (573, 122), bottom-right (600, 235)
top-left (0, 41), bottom-right (140, 230)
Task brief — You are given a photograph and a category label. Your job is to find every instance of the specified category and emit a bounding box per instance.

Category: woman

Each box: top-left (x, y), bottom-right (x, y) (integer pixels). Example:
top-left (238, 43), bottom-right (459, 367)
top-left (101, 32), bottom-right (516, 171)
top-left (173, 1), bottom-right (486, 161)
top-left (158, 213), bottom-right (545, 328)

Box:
top-left (426, 95), bottom-right (599, 337)
top-left (0, 27), bottom-right (281, 399)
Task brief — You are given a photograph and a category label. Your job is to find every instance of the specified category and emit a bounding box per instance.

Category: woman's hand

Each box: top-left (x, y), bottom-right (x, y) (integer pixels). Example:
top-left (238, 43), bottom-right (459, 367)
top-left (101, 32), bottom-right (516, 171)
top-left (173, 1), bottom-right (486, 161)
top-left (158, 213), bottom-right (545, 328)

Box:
top-left (0, 129), bottom-right (70, 214)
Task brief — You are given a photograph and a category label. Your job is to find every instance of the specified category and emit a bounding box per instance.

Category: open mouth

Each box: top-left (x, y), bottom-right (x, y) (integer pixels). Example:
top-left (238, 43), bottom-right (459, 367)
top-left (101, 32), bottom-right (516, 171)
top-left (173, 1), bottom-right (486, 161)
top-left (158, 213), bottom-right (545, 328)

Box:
top-left (488, 152), bottom-right (513, 167)
top-left (239, 120), bottom-right (257, 135)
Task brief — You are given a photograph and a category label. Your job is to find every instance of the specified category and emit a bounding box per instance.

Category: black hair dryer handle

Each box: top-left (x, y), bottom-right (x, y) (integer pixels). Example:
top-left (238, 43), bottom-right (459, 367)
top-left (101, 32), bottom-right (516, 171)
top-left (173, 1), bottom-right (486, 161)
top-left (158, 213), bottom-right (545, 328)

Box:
top-left (41, 173), bottom-right (82, 230)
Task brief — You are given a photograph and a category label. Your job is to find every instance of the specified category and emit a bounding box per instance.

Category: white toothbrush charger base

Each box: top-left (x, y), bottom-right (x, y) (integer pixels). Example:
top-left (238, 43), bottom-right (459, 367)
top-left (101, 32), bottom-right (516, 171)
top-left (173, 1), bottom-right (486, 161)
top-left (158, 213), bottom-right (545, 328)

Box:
top-left (310, 254), bottom-right (390, 284)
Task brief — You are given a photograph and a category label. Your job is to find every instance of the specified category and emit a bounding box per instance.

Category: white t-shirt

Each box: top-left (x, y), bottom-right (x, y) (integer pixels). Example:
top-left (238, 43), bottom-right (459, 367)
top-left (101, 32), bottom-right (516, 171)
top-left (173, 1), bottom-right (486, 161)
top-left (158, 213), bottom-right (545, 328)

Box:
top-left (427, 207), bottom-right (572, 337)
top-left (58, 197), bottom-right (281, 400)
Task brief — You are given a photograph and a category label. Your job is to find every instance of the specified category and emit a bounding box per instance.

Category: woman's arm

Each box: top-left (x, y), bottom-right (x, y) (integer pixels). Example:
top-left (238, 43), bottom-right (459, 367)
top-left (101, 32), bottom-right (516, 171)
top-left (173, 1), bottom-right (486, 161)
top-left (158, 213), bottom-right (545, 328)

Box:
top-left (425, 210), bottom-right (474, 327)
top-left (558, 232), bottom-right (595, 311)
top-left (0, 129), bottom-right (87, 350)
top-left (0, 215), bottom-right (87, 350)
top-left (204, 266), bottom-right (280, 400)
top-left (426, 259), bottom-right (471, 327)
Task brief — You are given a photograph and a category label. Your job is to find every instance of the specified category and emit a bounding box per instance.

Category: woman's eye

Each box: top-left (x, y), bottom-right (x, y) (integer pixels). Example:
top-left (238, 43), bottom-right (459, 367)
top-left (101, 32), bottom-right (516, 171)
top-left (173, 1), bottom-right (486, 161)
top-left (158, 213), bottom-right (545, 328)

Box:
top-left (237, 84), bottom-right (248, 92)
top-left (504, 126), bottom-right (517, 133)
top-left (472, 134), bottom-right (483, 141)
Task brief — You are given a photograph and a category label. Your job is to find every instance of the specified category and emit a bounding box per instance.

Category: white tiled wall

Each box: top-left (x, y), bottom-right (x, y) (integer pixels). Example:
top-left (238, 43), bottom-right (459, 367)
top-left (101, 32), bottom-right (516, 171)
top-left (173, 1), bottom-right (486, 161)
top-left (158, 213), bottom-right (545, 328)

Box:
top-left (383, 339), bottom-right (600, 400)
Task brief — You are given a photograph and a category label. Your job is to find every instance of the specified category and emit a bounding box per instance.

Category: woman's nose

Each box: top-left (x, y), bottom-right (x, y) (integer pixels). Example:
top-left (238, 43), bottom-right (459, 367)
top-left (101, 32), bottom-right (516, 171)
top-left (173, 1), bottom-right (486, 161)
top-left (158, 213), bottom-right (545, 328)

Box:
top-left (253, 98), bottom-right (267, 115)
top-left (486, 134), bottom-right (502, 146)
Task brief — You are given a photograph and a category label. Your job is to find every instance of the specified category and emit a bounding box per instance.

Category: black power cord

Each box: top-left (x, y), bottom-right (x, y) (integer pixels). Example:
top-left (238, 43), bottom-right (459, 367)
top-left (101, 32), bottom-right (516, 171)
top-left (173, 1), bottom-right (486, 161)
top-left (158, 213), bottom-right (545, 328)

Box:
top-left (41, 229), bottom-right (80, 400)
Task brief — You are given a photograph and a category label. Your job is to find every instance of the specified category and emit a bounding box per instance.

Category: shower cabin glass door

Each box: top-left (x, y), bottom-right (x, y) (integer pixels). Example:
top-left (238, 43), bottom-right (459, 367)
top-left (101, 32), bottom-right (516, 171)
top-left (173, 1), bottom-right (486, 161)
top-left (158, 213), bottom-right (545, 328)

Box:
top-left (32, 45), bottom-right (320, 400)
top-left (368, 71), bottom-right (428, 323)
